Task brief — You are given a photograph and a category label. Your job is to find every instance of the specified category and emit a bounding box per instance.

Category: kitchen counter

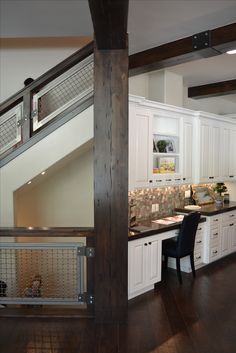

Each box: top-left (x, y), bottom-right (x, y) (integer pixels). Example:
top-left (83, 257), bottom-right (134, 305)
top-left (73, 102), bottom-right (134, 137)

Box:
top-left (175, 201), bottom-right (236, 216)
top-left (129, 215), bottom-right (206, 241)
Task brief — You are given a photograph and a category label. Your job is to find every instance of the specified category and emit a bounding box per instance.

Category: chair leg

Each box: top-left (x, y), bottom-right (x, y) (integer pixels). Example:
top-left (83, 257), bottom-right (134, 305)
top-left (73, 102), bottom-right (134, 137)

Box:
top-left (190, 252), bottom-right (196, 278)
top-left (176, 258), bottom-right (182, 284)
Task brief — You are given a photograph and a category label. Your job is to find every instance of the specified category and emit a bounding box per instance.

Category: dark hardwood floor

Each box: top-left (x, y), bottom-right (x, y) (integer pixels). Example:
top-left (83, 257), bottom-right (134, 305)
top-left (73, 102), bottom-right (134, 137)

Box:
top-left (0, 253), bottom-right (235, 353)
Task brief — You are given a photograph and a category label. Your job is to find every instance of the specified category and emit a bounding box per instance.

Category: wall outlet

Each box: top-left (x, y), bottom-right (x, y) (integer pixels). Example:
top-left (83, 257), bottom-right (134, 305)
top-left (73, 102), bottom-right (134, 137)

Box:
top-left (185, 190), bottom-right (191, 198)
top-left (152, 203), bottom-right (159, 212)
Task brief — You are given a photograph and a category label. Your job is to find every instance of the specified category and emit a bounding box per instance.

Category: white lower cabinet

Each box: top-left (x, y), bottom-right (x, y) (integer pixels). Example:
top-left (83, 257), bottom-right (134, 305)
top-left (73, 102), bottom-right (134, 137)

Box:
top-left (128, 234), bottom-right (161, 299)
top-left (204, 211), bottom-right (236, 263)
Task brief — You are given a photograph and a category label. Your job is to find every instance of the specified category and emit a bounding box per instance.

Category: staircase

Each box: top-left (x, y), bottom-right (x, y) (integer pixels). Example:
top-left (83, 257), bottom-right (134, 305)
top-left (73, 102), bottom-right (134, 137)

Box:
top-left (0, 42), bottom-right (94, 226)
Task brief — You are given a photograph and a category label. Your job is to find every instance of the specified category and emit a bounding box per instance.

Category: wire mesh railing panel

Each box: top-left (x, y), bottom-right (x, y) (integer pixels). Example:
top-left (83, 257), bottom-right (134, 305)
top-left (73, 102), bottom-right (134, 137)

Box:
top-left (0, 243), bottom-right (85, 305)
top-left (0, 103), bottom-right (23, 154)
top-left (33, 55), bottom-right (94, 131)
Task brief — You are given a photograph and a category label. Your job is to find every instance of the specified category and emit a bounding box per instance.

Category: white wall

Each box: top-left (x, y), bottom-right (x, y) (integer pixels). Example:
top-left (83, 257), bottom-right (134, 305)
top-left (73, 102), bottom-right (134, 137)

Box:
top-left (14, 147), bottom-right (94, 227)
top-left (129, 73), bottom-right (149, 98)
top-left (0, 47), bottom-right (78, 103)
top-left (148, 70), bottom-right (183, 106)
top-left (0, 105), bottom-right (93, 226)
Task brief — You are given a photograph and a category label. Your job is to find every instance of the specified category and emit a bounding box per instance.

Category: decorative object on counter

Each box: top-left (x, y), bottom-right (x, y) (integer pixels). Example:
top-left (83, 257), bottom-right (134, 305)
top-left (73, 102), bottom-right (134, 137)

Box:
top-left (192, 185), bottom-right (214, 205)
top-left (224, 193), bottom-right (230, 204)
top-left (213, 182), bottom-right (228, 206)
top-left (184, 205), bottom-right (201, 210)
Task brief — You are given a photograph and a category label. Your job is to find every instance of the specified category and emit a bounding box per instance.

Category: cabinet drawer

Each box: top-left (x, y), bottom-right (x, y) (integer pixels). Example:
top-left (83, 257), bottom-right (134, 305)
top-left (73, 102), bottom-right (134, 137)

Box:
top-left (197, 225), bottom-right (204, 233)
top-left (209, 215), bottom-right (221, 226)
top-left (209, 245), bottom-right (220, 260)
top-left (209, 228), bottom-right (220, 242)
top-left (222, 211), bottom-right (236, 223)
top-left (194, 250), bottom-right (203, 265)
top-left (195, 235), bottom-right (203, 249)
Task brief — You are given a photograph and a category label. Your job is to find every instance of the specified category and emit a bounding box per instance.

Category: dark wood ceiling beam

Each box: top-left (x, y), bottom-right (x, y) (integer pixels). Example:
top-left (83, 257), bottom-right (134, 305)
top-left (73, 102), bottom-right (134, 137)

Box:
top-left (88, 0), bottom-right (129, 49)
top-left (129, 22), bottom-right (236, 76)
top-left (188, 79), bottom-right (236, 99)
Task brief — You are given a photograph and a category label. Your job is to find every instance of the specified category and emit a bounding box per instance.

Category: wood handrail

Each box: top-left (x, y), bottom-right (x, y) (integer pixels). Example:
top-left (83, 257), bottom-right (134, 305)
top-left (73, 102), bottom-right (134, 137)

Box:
top-left (0, 227), bottom-right (95, 238)
top-left (0, 41), bottom-right (94, 114)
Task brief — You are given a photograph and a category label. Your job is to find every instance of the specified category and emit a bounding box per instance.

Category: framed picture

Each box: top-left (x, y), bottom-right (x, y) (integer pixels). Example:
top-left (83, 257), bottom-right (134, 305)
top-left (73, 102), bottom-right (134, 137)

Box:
top-left (153, 135), bottom-right (177, 153)
top-left (192, 186), bottom-right (214, 205)
top-left (157, 157), bottom-right (176, 174)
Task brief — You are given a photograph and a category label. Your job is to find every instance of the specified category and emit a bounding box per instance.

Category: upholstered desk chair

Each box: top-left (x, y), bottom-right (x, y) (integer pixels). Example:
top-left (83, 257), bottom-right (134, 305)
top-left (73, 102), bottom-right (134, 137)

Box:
top-left (162, 212), bottom-right (201, 284)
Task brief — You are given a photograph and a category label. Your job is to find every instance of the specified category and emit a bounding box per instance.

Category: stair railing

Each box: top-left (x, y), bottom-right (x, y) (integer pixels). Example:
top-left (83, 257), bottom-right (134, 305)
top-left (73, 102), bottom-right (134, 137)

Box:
top-left (0, 42), bottom-right (94, 163)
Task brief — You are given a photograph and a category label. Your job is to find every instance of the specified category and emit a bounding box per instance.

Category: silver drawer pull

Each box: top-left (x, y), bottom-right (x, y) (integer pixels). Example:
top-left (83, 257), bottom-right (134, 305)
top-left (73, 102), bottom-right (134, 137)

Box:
top-left (213, 250), bottom-right (218, 254)
top-left (198, 227), bottom-right (202, 231)
top-left (214, 219), bottom-right (219, 222)
top-left (196, 256), bottom-right (201, 259)
top-left (196, 240), bottom-right (202, 244)
top-left (213, 233), bottom-right (218, 236)
top-left (230, 223), bottom-right (234, 226)
top-left (229, 215), bottom-right (235, 217)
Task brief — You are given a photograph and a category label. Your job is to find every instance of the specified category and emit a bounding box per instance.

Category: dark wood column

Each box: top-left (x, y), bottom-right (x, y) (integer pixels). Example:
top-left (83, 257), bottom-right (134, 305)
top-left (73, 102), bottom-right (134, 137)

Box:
top-left (88, 0), bottom-right (129, 322)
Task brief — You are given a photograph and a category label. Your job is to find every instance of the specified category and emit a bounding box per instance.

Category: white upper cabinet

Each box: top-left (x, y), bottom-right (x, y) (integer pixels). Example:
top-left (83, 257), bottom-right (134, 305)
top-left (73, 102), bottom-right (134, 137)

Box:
top-left (128, 95), bottom-right (236, 190)
top-left (229, 127), bottom-right (236, 180)
top-left (129, 99), bottom-right (152, 189)
top-left (150, 108), bottom-right (182, 187)
top-left (198, 117), bottom-right (221, 183)
top-left (181, 116), bottom-right (194, 184)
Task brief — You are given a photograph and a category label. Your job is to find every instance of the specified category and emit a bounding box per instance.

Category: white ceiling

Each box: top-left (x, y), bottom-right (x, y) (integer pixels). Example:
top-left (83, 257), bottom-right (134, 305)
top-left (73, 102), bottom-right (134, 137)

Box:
top-left (0, 0), bottom-right (236, 94)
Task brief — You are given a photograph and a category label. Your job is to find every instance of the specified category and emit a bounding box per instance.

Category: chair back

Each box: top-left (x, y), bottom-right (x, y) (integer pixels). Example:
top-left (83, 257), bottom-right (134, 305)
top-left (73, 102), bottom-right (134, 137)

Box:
top-left (176, 212), bottom-right (201, 257)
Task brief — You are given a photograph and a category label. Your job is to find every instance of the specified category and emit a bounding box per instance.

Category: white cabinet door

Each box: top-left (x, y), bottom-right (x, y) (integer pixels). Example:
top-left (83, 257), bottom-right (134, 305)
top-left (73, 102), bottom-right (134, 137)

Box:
top-left (182, 117), bottom-right (193, 184)
top-left (230, 222), bottom-right (236, 253)
top-left (221, 125), bottom-right (230, 181)
top-left (200, 121), bottom-right (211, 182)
top-left (128, 235), bottom-right (161, 299)
top-left (129, 105), bottom-right (152, 189)
top-left (128, 238), bottom-right (147, 296)
top-left (221, 223), bottom-right (231, 257)
top-left (199, 119), bottom-right (221, 183)
top-left (229, 128), bottom-right (236, 180)
top-left (146, 238), bottom-right (161, 285)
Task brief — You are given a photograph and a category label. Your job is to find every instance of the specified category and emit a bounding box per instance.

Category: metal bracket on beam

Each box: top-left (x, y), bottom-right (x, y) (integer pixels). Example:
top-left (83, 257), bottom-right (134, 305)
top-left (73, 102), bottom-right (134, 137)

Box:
top-left (192, 30), bottom-right (210, 50)
top-left (17, 115), bottom-right (29, 126)
top-left (78, 292), bottom-right (94, 305)
top-left (77, 246), bottom-right (95, 257)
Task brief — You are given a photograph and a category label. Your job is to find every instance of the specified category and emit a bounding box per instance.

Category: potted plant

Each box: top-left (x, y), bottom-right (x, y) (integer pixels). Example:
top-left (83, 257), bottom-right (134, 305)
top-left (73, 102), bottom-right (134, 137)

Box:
top-left (156, 140), bottom-right (167, 153)
top-left (213, 182), bottom-right (227, 206)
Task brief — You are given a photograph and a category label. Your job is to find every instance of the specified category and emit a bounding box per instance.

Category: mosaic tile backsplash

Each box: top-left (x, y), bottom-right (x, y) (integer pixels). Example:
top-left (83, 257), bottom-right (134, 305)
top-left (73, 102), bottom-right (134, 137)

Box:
top-left (129, 185), bottom-right (190, 222)
top-left (129, 184), bottom-right (217, 223)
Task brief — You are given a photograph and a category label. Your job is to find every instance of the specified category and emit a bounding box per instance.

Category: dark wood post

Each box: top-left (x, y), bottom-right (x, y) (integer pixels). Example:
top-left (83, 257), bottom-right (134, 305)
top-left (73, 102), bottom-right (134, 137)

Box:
top-left (88, 0), bottom-right (129, 322)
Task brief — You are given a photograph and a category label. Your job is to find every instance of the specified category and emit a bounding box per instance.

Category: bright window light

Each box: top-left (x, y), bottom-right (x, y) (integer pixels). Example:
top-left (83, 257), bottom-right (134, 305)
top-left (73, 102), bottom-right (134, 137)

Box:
top-left (226, 49), bottom-right (236, 54)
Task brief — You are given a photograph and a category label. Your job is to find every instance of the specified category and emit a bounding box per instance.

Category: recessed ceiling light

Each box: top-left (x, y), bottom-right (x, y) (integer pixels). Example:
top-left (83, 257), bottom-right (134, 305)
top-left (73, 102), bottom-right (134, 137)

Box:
top-left (226, 49), bottom-right (236, 54)
top-left (27, 181), bottom-right (32, 185)
top-left (41, 171), bottom-right (46, 175)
